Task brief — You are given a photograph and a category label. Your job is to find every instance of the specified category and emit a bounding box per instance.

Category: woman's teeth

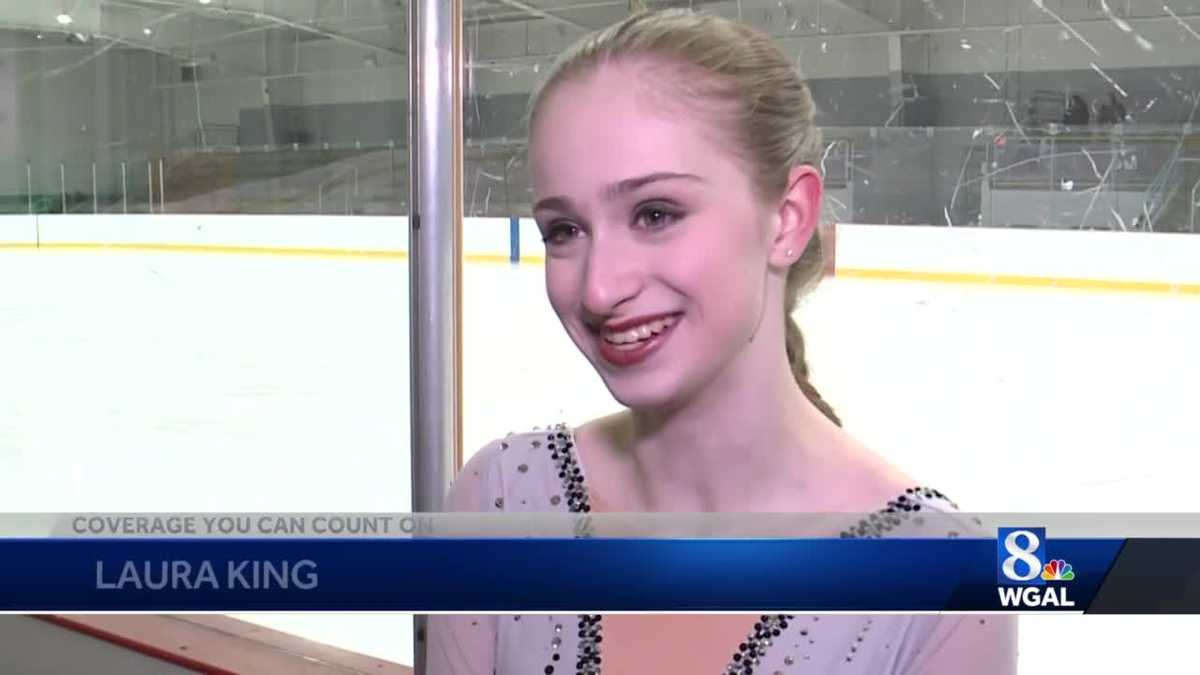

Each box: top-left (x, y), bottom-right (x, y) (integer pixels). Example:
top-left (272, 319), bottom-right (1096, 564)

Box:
top-left (604, 316), bottom-right (677, 345)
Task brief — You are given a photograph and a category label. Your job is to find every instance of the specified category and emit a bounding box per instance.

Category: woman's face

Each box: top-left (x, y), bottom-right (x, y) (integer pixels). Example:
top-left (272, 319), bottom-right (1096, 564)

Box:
top-left (530, 61), bottom-right (790, 411)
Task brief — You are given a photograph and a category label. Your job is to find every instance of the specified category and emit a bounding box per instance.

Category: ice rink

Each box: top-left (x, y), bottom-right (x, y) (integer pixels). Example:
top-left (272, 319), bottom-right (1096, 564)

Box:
top-left (2, 248), bottom-right (1199, 671)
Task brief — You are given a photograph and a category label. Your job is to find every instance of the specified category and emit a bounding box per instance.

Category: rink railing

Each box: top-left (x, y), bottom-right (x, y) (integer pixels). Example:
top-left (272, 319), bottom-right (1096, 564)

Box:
top-left (1, 214), bottom-right (1198, 295)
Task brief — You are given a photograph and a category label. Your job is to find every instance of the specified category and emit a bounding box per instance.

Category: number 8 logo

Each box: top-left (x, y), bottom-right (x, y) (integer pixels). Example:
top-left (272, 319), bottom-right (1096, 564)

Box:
top-left (1002, 530), bottom-right (1042, 581)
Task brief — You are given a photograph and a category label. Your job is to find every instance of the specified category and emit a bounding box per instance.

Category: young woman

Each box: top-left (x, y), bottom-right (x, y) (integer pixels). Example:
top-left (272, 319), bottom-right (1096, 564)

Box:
top-left (429, 9), bottom-right (1016, 674)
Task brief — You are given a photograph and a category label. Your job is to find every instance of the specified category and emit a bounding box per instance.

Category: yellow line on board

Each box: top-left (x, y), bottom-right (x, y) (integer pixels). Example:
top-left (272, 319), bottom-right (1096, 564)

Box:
top-left (9, 241), bottom-right (538, 265)
top-left (30, 242), bottom-right (409, 259)
top-left (6, 241), bottom-right (548, 265)
top-left (4, 242), bottom-right (1196, 295)
top-left (836, 267), bottom-right (1200, 295)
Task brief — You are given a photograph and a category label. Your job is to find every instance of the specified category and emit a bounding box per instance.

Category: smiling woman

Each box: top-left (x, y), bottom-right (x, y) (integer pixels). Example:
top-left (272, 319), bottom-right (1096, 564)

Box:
top-left (429, 8), bottom-right (1015, 675)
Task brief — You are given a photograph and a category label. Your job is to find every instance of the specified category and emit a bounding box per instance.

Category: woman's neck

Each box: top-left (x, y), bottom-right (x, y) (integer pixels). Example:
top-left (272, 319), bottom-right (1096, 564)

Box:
top-left (610, 356), bottom-right (850, 512)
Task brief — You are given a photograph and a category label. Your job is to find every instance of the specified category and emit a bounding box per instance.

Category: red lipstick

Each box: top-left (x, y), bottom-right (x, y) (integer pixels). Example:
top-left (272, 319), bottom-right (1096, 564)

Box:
top-left (595, 313), bottom-right (680, 367)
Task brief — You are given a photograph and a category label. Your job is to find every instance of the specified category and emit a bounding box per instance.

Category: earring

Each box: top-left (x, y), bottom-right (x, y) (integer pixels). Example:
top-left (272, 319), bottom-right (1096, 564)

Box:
top-left (786, 248), bottom-right (794, 258)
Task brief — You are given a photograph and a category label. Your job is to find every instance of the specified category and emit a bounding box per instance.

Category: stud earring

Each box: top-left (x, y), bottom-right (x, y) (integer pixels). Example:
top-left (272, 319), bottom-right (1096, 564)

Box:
top-left (786, 248), bottom-right (794, 258)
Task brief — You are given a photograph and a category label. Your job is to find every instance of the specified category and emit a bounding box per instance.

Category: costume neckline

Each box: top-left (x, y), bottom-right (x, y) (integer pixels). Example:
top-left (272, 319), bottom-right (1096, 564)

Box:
top-left (546, 422), bottom-right (957, 520)
top-left (527, 423), bottom-right (959, 675)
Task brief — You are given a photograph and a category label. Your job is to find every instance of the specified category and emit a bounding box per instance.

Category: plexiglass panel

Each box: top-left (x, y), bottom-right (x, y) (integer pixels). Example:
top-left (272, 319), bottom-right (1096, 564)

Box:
top-left (0, 0), bottom-right (413, 666)
top-left (461, 1), bottom-right (1200, 672)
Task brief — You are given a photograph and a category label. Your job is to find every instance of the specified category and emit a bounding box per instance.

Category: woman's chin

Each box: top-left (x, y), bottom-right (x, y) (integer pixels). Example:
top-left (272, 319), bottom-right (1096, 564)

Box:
top-left (600, 375), bottom-right (689, 413)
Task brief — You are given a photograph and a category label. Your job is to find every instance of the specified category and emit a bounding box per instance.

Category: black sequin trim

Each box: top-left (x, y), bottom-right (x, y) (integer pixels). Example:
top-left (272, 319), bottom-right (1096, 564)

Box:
top-left (838, 486), bottom-right (957, 538)
top-left (542, 424), bottom-right (600, 675)
top-left (538, 429), bottom-right (955, 674)
top-left (723, 614), bottom-right (794, 674)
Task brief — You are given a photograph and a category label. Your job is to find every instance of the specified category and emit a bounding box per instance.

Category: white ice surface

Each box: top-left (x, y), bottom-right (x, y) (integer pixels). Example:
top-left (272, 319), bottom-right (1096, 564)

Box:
top-left (2, 250), bottom-right (1198, 672)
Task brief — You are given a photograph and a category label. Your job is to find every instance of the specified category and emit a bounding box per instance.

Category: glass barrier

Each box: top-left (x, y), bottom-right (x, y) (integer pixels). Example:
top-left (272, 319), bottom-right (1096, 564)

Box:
top-left (0, 0), bottom-right (414, 668)
top-left (460, 2), bottom-right (1200, 674)
top-left (8, 123), bottom-right (1195, 231)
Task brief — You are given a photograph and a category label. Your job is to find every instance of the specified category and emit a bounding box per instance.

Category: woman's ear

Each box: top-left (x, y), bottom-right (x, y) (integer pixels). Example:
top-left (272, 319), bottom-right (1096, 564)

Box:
top-left (768, 164), bottom-right (823, 268)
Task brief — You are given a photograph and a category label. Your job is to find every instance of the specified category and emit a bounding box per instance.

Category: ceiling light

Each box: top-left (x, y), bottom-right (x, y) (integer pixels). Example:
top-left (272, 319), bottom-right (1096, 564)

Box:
top-left (143, 27), bottom-right (152, 35)
top-left (56, 13), bottom-right (73, 25)
top-left (198, 0), bottom-right (212, 4)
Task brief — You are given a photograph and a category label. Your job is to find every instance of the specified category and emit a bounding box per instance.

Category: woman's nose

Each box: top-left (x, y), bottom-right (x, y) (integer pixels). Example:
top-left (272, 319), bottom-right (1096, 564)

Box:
top-left (581, 235), bottom-right (643, 317)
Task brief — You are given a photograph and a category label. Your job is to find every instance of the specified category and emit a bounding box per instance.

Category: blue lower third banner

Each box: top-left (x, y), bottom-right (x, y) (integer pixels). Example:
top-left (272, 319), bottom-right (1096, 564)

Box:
top-left (0, 536), bottom-right (1170, 612)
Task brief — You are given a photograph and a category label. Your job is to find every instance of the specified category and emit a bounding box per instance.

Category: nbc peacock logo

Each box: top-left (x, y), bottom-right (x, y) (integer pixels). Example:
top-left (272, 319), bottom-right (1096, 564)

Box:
top-left (1041, 559), bottom-right (1075, 582)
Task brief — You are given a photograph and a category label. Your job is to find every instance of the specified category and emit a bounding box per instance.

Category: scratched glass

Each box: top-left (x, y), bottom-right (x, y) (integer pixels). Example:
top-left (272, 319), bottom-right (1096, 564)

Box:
top-left (460, 2), bottom-right (1200, 673)
top-left (462, 0), bottom-right (1200, 232)
top-left (6, 1), bottom-right (408, 215)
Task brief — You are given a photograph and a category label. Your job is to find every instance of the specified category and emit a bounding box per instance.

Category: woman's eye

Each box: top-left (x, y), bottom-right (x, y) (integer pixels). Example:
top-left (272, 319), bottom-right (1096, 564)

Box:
top-left (636, 205), bottom-right (680, 230)
top-left (542, 222), bottom-right (581, 245)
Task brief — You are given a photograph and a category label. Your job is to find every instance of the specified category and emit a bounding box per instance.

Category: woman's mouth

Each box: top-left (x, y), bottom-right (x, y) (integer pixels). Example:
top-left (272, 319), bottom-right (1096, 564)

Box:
top-left (596, 314), bottom-right (680, 367)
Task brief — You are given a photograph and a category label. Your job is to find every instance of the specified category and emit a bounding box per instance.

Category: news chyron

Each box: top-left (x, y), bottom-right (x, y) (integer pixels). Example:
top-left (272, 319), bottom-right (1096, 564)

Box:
top-left (996, 527), bottom-right (1076, 608)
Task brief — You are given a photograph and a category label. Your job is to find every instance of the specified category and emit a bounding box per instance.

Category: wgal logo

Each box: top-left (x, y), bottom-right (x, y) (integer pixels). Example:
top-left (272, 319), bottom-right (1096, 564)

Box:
top-left (996, 527), bottom-right (1075, 608)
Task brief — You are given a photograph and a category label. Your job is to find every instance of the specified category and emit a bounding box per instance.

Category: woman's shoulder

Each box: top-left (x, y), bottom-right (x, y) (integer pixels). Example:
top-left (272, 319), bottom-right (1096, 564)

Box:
top-left (840, 485), bottom-right (989, 539)
top-left (447, 424), bottom-right (574, 513)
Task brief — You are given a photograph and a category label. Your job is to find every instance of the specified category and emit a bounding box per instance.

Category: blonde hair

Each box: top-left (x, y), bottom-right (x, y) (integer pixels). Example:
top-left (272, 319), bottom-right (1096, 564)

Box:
top-left (528, 9), bottom-right (840, 426)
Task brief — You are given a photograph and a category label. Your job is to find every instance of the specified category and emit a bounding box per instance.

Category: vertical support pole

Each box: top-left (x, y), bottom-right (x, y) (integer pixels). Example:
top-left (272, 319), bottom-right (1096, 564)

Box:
top-left (409, 0), bottom-right (462, 672)
top-left (92, 162), bottom-right (98, 214)
top-left (26, 162), bottom-right (32, 214)
top-left (59, 163), bottom-right (67, 214)
top-left (980, 133), bottom-right (992, 226)
top-left (121, 162), bottom-right (128, 214)
top-left (147, 161), bottom-right (154, 214)
top-left (509, 215), bottom-right (520, 264)
top-left (1049, 136), bottom-right (1056, 227)
top-left (159, 158), bottom-right (166, 213)
top-left (887, 35), bottom-right (903, 126)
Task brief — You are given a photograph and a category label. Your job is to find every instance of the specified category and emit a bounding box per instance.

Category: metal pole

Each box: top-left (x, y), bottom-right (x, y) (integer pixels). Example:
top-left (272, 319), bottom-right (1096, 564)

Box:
top-left (159, 158), bottom-right (166, 213)
top-left (92, 162), bottom-right (98, 214)
top-left (25, 163), bottom-right (32, 214)
top-left (409, 0), bottom-right (462, 509)
top-left (409, 0), bottom-right (462, 672)
top-left (121, 162), bottom-right (128, 214)
top-left (59, 163), bottom-right (66, 214)
top-left (147, 161), bottom-right (154, 214)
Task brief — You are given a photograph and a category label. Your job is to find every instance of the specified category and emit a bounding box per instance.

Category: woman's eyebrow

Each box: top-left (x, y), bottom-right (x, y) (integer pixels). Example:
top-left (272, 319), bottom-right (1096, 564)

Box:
top-left (533, 172), bottom-right (703, 214)
top-left (600, 172), bottom-right (704, 200)
top-left (533, 195), bottom-right (574, 214)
